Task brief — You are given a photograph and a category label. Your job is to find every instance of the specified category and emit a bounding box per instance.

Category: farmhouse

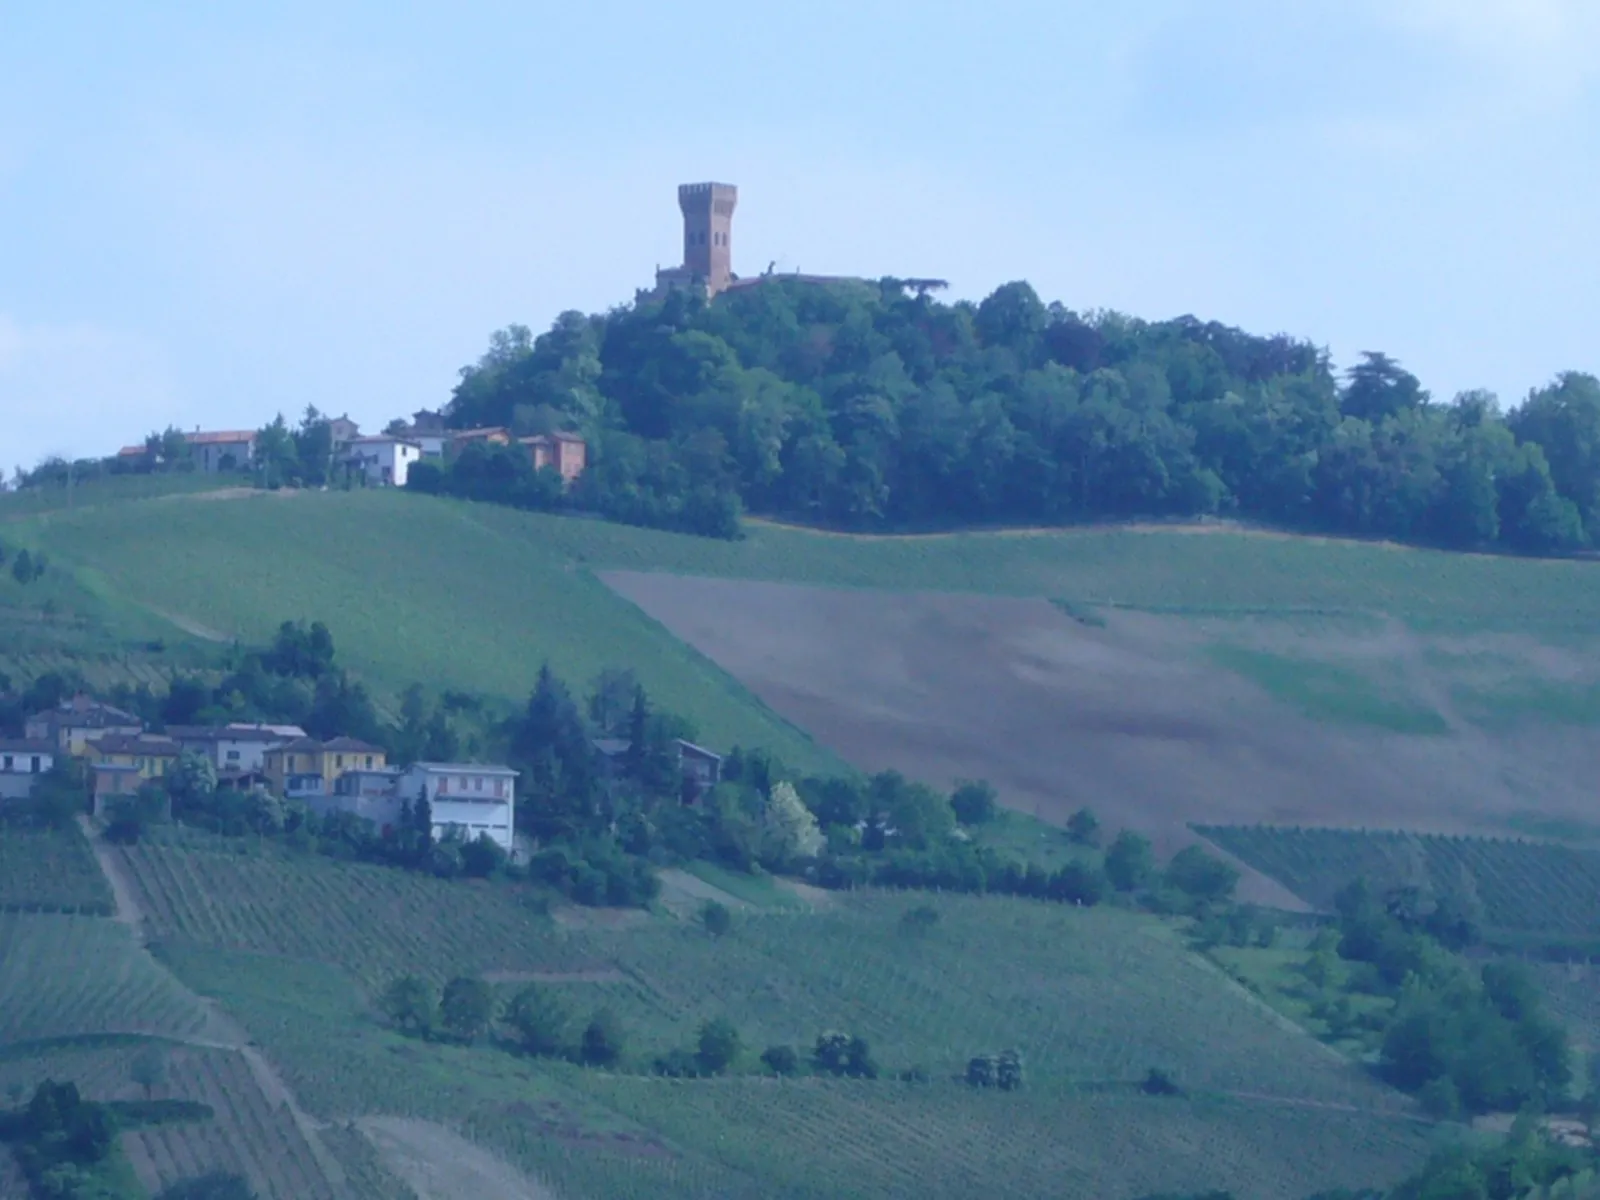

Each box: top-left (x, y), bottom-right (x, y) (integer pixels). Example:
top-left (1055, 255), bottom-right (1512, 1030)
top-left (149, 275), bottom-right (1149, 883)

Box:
top-left (186, 430), bottom-right (257, 473)
top-left (519, 432), bottom-right (587, 484)
top-left (322, 761), bottom-right (518, 852)
top-left (87, 733), bottom-right (182, 810)
top-left (445, 427), bottom-right (512, 462)
top-left (343, 436), bottom-right (422, 487)
top-left (403, 410), bottom-right (449, 458)
top-left (0, 739), bottom-right (55, 802)
top-left (593, 737), bottom-right (723, 792)
top-left (25, 697), bottom-right (143, 756)
top-left (327, 415), bottom-right (362, 447)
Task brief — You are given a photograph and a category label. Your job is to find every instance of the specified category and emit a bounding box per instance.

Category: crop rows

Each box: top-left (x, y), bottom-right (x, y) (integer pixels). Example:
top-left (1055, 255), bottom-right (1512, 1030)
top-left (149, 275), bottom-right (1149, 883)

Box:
top-left (0, 913), bottom-right (208, 1044)
top-left (551, 1077), bottom-right (1430, 1200)
top-left (1199, 825), bottom-right (1600, 935)
top-left (0, 826), bottom-right (115, 915)
top-left (128, 1047), bottom-right (338, 1200)
top-left (117, 838), bottom-right (590, 986)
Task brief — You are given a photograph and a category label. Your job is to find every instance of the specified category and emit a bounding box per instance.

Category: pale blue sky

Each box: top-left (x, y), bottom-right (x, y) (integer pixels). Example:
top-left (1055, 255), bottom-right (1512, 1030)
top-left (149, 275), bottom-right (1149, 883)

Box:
top-left (2, 1), bottom-right (1597, 469)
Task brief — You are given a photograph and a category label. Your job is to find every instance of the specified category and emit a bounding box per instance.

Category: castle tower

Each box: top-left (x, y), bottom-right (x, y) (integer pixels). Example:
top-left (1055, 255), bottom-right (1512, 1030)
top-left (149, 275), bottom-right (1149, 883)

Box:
top-left (677, 182), bottom-right (737, 295)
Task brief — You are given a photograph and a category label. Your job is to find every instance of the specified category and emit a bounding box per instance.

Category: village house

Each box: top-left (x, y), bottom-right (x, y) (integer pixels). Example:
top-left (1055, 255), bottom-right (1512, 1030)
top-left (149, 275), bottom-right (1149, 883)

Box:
top-left (323, 761), bottom-right (518, 852)
top-left (327, 415), bottom-right (362, 447)
top-left (186, 430), bottom-right (257, 473)
top-left (166, 723), bottom-right (303, 781)
top-left (406, 410), bottom-right (449, 458)
top-left (0, 739), bottom-right (55, 802)
top-left (87, 733), bottom-right (182, 810)
top-left (593, 737), bottom-right (723, 792)
top-left (343, 436), bottom-right (422, 487)
top-left (25, 697), bottom-right (143, 756)
top-left (519, 432), bottom-right (588, 484)
top-left (263, 736), bottom-right (387, 800)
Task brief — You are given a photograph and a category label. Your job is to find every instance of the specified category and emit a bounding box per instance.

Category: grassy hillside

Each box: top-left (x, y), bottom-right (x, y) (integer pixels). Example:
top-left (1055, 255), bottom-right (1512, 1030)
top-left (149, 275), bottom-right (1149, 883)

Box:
top-left (21, 488), bottom-right (838, 770)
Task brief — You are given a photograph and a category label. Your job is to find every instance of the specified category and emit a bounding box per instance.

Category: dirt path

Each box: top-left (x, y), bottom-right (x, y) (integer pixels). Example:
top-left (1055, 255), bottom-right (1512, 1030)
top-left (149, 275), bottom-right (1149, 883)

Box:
top-left (77, 817), bottom-right (348, 1192)
top-left (359, 1117), bottom-right (556, 1200)
top-left (656, 867), bottom-right (751, 916)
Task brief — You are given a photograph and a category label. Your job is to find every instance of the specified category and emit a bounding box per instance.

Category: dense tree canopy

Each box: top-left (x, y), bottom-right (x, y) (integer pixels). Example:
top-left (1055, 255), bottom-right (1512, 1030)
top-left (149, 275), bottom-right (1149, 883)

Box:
top-left (438, 279), bottom-right (1598, 551)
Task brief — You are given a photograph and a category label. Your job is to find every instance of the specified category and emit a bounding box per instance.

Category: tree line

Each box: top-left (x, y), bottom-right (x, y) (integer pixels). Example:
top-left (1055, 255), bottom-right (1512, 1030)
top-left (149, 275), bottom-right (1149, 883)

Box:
top-left (436, 280), bottom-right (1600, 551)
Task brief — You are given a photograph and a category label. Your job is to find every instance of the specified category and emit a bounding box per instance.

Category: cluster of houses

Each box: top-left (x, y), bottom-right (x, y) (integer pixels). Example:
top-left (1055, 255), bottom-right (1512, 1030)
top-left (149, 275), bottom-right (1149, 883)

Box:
top-left (114, 409), bottom-right (587, 491)
top-left (1, 696), bottom-right (729, 856)
top-left (0, 696), bottom-right (520, 853)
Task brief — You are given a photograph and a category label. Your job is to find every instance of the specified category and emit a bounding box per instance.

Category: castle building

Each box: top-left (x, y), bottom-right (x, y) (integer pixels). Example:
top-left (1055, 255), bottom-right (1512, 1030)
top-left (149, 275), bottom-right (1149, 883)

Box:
top-left (654, 182), bottom-right (739, 297)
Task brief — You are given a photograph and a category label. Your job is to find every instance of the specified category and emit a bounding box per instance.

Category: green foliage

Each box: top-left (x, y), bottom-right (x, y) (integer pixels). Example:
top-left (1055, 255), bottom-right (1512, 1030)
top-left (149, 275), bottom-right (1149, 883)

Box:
top-left (505, 984), bottom-right (571, 1058)
top-left (700, 900), bottom-right (732, 937)
top-left (437, 288), bottom-right (1600, 556)
top-left (695, 1017), bottom-right (741, 1076)
top-left (950, 779), bottom-right (998, 826)
top-left (0, 827), bottom-right (114, 914)
top-left (1106, 830), bottom-right (1156, 892)
top-left (1198, 826), bottom-right (1600, 950)
top-left (439, 976), bottom-right (495, 1043)
top-left (1142, 1067), bottom-right (1183, 1096)
top-left (1066, 807), bottom-right (1101, 847)
top-left (812, 1031), bottom-right (877, 1080)
top-left (129, 1046), bottom-right (168, 1100)
top-left (1164, 846), bottom-right (1240, 908)
top-left (378, 975), bottom-right (435, 1038)
top-left (760, 1044), bottom-right (800, 1076)
top-left (899, 904), bottom-right (941, 934)
top-left (580, 1008), bottom-right (626, 1068)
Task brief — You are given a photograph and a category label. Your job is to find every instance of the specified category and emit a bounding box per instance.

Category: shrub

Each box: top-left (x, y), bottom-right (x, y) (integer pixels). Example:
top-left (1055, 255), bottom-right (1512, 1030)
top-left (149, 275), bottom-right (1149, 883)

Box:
top-left (378, 975), bottom-right (435, 1037)
top-left (580, 1009), bottom-right (625, 1068)
top-left (439, 976), bottom-right (495, 1043)
top-left (966, 1055), bottom-right (997, 1089)
top-left (701, 900), bottom-right (732, 936)
top-left (504, 984), bottom-right (570, 1057)
top-left (1066, 807), bottom-right (1101, 847)
top-left (761, 1044), bottom-right (800, 1077)
top-left (996, 1048), bottom-right (1024, 1091)
top-left (695, 1017), bottom-right (741, 1075)
top-left (1141, 1067), bottom-right (1182, 1096)
top-left (1106, 831), bottom-right (1155, 892)
top-left (950, 780), bottom-right (998, 826)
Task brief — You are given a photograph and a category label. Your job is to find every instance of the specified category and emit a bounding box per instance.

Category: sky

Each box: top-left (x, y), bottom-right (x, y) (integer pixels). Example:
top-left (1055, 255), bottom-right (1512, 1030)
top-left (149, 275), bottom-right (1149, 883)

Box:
top-left (2, 1), bottom-right (1597, 470)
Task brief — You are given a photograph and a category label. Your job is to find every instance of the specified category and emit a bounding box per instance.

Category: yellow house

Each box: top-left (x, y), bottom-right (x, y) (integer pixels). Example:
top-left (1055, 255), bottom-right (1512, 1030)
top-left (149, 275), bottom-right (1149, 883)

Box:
top-left (87, 734), bottom-right (181, 811)
top-left (263, 737), bottom-right (386, 799)
top-left (25, 698), bottom-right (143, 757)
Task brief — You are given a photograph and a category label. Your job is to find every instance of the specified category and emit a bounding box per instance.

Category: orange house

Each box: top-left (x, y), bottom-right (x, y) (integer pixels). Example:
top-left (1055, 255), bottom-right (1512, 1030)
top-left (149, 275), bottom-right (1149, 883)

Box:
top-left (519, 433), bottom-right (587, 484)
top-left (444, 427), bottom-right (511, 463)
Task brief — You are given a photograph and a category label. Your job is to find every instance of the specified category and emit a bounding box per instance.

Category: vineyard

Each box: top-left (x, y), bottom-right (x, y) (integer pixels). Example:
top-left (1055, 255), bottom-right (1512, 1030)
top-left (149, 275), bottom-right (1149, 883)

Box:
top-left (1198, 825), bottom-right (1600, 939)
top-left (530, 1076), bottom-right (1431, 1200)
top-left (117, 834), bottom-right (594, 987)
top-left (0, 913), bottom-right (209, 1045)
top-left (0, 826), bottom-right (114, 914)
top-left (124, 1047), bottom-right (341, 1200)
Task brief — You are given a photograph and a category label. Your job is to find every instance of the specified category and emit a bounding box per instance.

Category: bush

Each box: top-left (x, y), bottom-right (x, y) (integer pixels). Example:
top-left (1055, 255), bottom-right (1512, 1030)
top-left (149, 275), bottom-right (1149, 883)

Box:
top-left (701, 900), bottom-right (732, 936)
top-left (1066, 807), bottom-right (1101, 847)
top-left (1141, 1067), bottom-right (1183, 1096)
top-left (460, 833), bottom-right (508, 879)
top-left (504, 984), bottom-right (570, 1057)
top-left (900, 904), bottom-right (941, 934)
top-left (761, 1044), bottom-right (800, 1076)
top-left (1048, 861), bottom-right (1106, 906)
top-left (695, 1017), bottom-right (741, 1075)
top-left (1105, 831), bottom-right (1155, 892)
top-left (581, 1009), bottom-right (626, 1068)
top-left (379, 975), bottom-right (435, 1037)
top-left (439, 976), bottom-right (495, 1043)
top-left (950, 780), bottom-right (998, 826)
top-left (1164, 845), bottom-right (1239, 907)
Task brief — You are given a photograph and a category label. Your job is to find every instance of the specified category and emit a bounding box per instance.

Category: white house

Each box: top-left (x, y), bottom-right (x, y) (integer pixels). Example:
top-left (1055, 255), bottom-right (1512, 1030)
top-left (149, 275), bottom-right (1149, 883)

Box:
top-left (166, 724), bottom-right (303, 777)
top-left (0, 739), bottom-right (55, 802)
top-left (402, 763), bottom-right (517, 853)
top-left (345, 436), bottom-right (422, 487)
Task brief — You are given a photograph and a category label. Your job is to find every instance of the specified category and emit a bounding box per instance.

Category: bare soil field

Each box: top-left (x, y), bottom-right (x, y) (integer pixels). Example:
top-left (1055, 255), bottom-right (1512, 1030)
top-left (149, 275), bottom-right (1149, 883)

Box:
top-left (359, 1117), bottom-right (555, 1200)
top-left (605, 574), bottom-right (1600, 879)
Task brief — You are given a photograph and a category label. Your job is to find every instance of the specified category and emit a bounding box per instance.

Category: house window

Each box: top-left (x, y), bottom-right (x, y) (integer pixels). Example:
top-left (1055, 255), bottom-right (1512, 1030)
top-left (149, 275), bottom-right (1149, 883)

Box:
top-left (365, 755), bottom-right (374, 769)
top-left (226, 749), bottom-right (240, 761)
top-left (336, 755), bottom-right (344, 769)
top-left (494, 779), bottom-right (504, 798)
top-left (438, 777), bottom-right (448, 795)
top-left (1, 755), bottom-right (10, 771)
top-left (474, 777), bottom-right (482, 792)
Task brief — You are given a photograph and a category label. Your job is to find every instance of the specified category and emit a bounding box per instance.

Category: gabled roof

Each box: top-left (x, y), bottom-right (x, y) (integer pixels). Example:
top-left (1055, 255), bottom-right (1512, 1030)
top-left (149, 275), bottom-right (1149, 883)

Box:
top-left (29, 701), bottom-right (141, 730)
top-left (89, 734), bottom-right (181, 756)
top-left (185, 431), bottom-right (256, 446)
top-left (449, 426), bottom-right (511, 441)
top-left (269, 737), bottom-right (325, 754)
top-left (410, 761), bottom-right (518, 776)
top-left (676, 739), bottom-right (722, 762)
top-left (225, 723), bottom-right (306, 739)
top-left (323, 737), bottom-right (385, 753)
top-left (166, 724), bottom-right (295, 744)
